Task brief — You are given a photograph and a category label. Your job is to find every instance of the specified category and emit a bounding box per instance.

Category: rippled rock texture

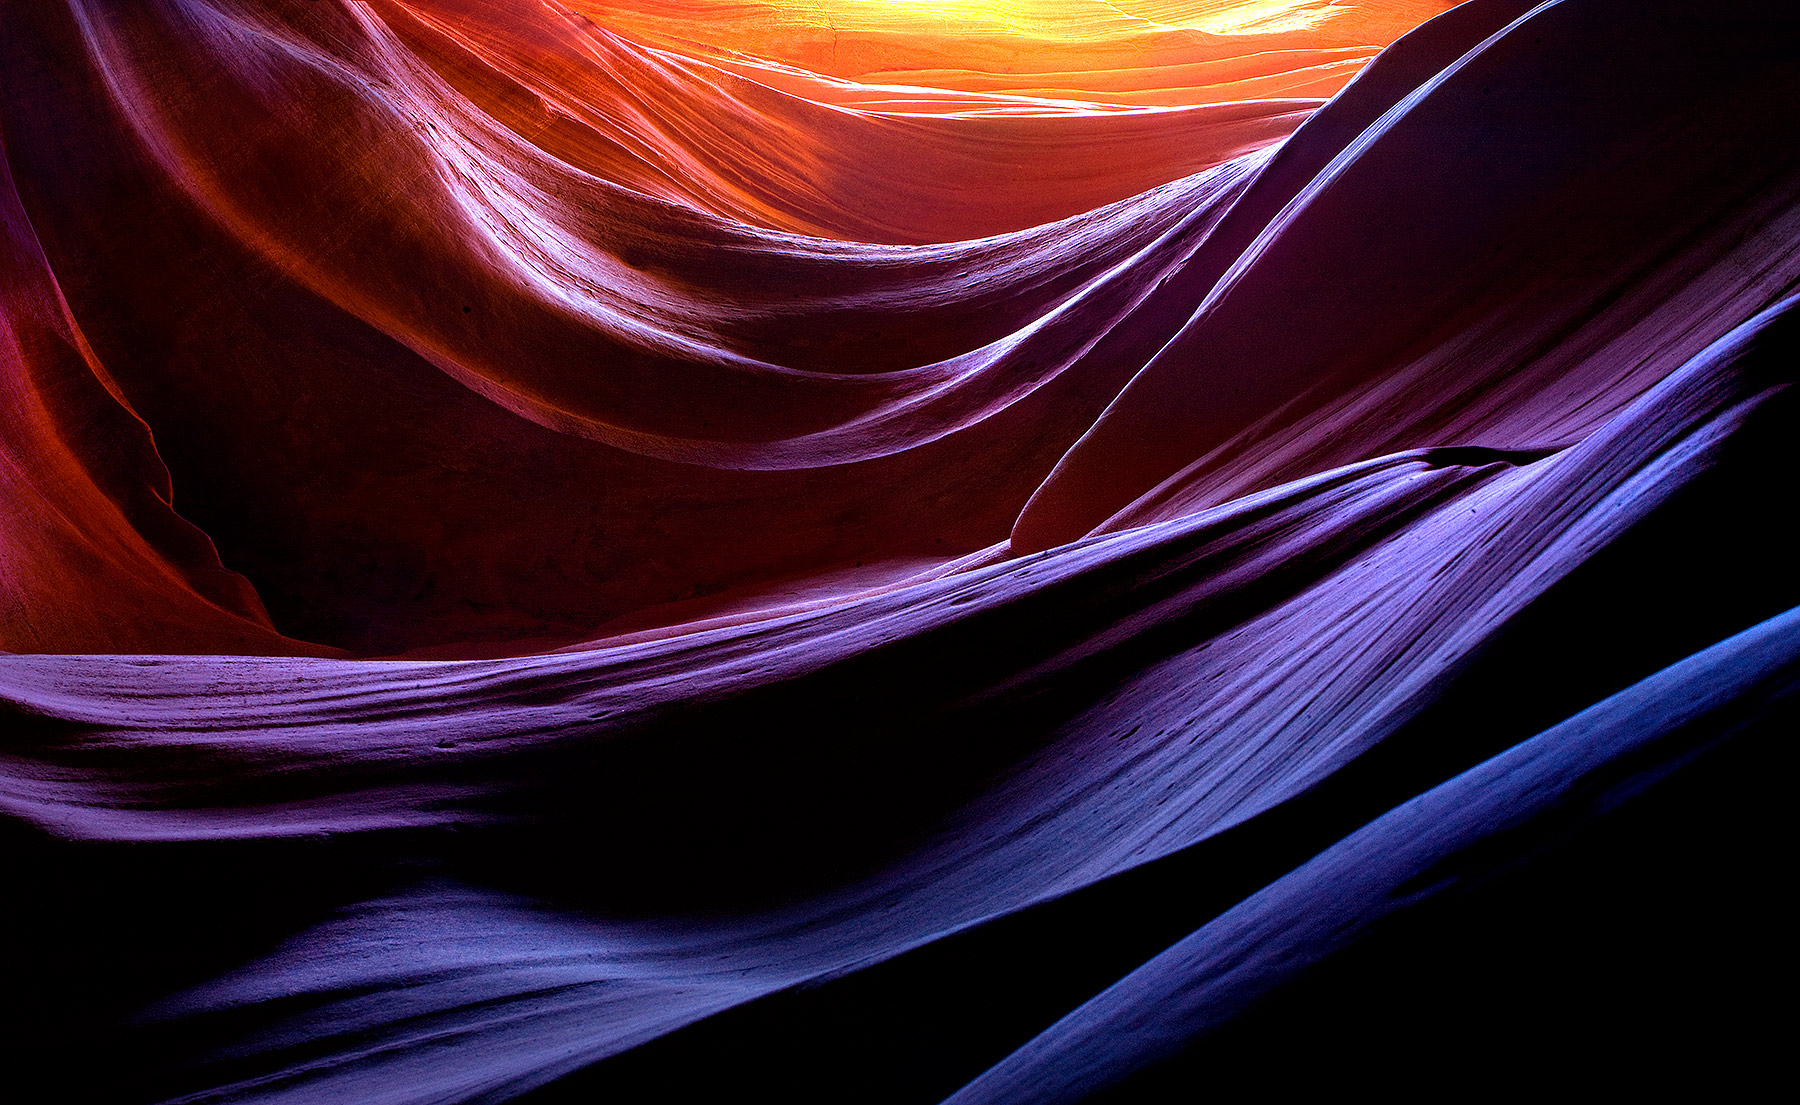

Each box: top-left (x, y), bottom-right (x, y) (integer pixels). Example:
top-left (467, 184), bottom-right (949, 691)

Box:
top-left (2, 1), bottom-right (1794, 1100)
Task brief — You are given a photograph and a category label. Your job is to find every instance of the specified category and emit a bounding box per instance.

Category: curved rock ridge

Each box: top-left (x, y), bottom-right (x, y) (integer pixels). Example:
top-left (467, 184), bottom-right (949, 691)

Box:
top-left (1, 1), bottom-right (1795, 1101)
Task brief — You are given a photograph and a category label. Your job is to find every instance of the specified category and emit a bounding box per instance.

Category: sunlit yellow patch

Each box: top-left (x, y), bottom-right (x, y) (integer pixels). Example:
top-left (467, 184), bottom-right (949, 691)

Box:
top-left (772, 1), bottom-right (1338, 38)
top-left (1114, 2), bottom-right (1340, 35)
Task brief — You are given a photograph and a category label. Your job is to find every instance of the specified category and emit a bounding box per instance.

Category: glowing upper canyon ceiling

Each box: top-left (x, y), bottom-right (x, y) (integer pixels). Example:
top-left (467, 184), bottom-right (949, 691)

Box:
top-left (577, 0), bottom-right (1459, 109)
top-left (354, 0), bottom-right (1458, 245)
